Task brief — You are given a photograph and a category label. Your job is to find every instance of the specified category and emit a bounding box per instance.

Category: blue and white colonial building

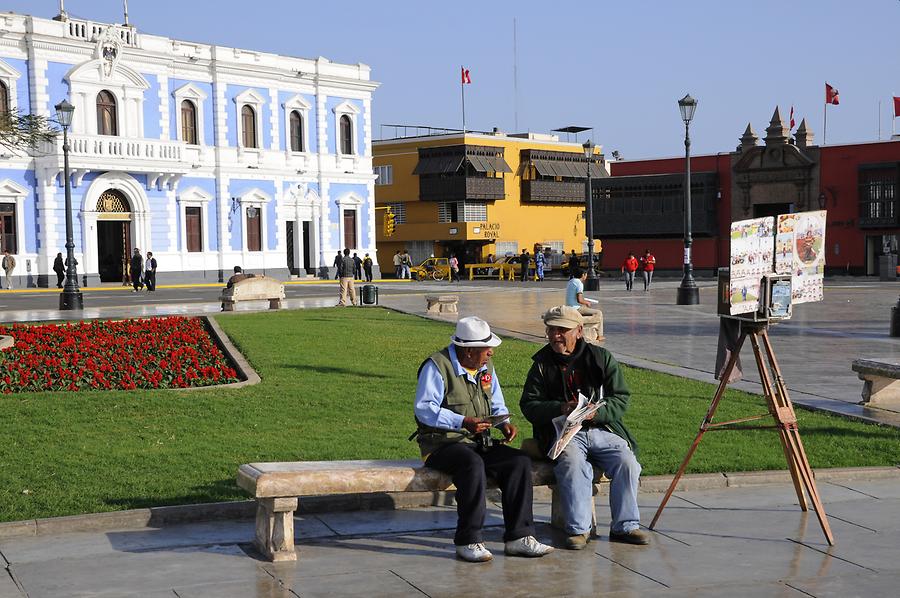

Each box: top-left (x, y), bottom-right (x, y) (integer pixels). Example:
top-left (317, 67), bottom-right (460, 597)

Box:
top-left (0, 11), bottom-right (379, 286)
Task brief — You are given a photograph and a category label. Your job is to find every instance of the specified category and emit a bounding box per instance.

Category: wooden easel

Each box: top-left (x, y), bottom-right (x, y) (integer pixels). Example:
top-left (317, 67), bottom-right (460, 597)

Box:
top-left (649, 320), bottom-right (835, 545)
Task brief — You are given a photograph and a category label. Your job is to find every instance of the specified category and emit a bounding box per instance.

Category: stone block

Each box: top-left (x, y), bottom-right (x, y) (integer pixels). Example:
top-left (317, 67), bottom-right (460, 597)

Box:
top-left (425, 295), bottom-right (459, 315)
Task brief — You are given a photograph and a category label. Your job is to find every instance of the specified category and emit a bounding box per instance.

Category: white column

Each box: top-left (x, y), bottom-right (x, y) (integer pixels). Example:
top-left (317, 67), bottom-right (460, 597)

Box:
top-left (158, 74), bottom-right (170, 140)
top-left (268, 87), bottom-right (280, 151)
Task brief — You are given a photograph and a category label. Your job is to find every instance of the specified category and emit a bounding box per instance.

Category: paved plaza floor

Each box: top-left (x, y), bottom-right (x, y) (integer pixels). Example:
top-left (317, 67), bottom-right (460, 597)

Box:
top-left (2, 471), bottom-right (900, 597)
top-left (1, 275), bottom-right (899, 596)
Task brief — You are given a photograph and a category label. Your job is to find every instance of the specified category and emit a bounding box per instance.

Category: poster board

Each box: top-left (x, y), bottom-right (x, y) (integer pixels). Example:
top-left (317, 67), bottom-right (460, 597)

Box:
top-left (729, 216), bottom-right (774, 315)
top-left (729, 210), bottom-right (826, 316)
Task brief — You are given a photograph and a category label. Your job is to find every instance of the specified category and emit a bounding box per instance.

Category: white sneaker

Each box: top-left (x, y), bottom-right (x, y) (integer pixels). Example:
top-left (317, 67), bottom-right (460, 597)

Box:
top-left (504, 535), bottom-right (554, 557)
top-left (455, 542), bottom-right (493, 562)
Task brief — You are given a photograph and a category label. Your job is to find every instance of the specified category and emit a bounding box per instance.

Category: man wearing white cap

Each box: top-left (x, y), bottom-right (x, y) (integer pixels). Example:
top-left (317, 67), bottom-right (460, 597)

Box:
top-left (520, 305), bottom-right (649, 549)
top-left (414, 316), bottom-right (554, 562)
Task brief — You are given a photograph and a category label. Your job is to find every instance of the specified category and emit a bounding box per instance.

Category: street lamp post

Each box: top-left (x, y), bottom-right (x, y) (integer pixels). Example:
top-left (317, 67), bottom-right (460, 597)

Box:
top-left (676, 94), bottom-right (700, 305)
top-left (55, 99), bottom-right (83, 310)
top-left (583, 139), bottom-right (599, 291)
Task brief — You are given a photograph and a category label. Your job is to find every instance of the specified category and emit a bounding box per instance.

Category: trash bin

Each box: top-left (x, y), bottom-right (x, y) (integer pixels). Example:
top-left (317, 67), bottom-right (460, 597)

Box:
top-left (879, 254), bottom-right (898, 281)
top-left (361, 284), bottom-right (378, 306)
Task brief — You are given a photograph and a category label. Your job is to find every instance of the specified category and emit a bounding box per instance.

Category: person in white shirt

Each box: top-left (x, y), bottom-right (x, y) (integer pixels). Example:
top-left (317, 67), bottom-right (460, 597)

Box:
top-left (566, 267), bottom-right (594, 310)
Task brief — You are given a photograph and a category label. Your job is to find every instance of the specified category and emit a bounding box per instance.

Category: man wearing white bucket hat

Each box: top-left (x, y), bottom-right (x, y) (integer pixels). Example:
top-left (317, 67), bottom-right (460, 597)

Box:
top-left (413, 316), bottom-right (554, 562)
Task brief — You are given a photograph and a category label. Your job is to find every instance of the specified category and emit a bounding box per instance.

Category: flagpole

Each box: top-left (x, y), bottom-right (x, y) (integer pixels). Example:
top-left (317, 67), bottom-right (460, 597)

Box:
top-left (823, 102), bottom-right (827, 146)
top-left (461, 65), bottom-right (466, 134)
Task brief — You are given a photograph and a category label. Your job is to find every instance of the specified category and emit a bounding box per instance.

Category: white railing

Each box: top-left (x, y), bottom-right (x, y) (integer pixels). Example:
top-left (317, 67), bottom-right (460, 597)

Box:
top-left (43, 134), bottom-right (186, 163)
top-left (65, 20), bottom-right (137, 46)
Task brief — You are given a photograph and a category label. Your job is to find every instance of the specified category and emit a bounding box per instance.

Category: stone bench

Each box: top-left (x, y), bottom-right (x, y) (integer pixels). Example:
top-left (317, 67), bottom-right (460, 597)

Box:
top-left (237, 457), bottom-right (605, 562)
top-left (425, 294), bottom-right (459, 314)
top-left (852, 358), bottom-right (900, 409)
top-left (219, 275), bottom-right (285, 311)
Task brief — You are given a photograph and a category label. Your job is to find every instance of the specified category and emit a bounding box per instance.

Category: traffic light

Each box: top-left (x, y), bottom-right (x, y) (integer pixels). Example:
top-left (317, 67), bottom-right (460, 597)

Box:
top-left (383, 209), bottom-right (395, 236)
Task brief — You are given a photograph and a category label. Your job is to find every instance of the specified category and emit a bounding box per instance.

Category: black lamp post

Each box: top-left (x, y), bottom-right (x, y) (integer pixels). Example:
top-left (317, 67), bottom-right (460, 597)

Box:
top-left (55, 99), bottom-right (83, 310)
top-left (583, 139), bottom-right (599, 291)
top-left (676, 94), bottom-right (700, 305)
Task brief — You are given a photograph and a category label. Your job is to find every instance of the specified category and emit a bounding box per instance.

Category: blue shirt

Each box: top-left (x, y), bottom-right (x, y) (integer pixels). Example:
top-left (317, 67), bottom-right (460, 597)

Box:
top-left (566, 277), bottom-right (584, 307)
top-left (414, 344), bottom-right (508, 431)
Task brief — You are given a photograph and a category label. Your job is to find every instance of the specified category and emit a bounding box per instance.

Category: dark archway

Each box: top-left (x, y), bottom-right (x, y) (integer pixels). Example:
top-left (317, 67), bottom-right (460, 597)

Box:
top-left (95, 189), bottom-right (132, 282)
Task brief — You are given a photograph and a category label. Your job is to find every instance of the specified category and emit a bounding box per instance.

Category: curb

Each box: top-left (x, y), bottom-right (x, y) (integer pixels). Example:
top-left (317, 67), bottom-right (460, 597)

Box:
top-left (0, 466), bottom-right (897, 540)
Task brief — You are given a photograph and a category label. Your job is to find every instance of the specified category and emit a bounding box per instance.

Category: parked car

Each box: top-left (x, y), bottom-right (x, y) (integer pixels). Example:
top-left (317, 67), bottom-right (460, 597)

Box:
top-left (411, 257), bottom-right (451, 281)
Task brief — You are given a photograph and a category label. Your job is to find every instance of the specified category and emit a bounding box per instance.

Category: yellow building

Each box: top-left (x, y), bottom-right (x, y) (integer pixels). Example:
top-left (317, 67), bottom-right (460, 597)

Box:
top-left (373, 128), bottom-right (606, 273)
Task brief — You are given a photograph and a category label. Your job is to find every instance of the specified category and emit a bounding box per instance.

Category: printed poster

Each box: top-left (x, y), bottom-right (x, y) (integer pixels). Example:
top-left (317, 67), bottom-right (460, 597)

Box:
top-left (788, 210), bottom-right (826, 305)
top-left (729, 216), bottom-right (775, 315)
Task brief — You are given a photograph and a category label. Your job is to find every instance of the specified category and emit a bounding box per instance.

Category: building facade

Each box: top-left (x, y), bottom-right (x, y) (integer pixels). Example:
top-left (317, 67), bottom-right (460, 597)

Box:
top-left (597, 108), bottom-right (900, 276)
top-left (0, 11), bottom-right (378, 287)
top-left (374, 129), bottom-right (607, 270)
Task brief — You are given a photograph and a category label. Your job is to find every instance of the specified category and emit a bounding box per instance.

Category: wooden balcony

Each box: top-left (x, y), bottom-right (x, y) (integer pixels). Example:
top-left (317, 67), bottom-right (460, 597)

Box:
top-left (522, 179), bottom-right (586, 204)
top-left (419, 176), bottom-right (505, 202)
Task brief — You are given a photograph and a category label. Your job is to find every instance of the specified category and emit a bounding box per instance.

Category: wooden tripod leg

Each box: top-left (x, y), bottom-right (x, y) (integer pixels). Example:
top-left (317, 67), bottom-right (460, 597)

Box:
top-left (748, 331), bottom-right (809, 511)
top-left (759, 331), bottom-right (835, 545)
top-left (650, 332), bottom-right (747, 530)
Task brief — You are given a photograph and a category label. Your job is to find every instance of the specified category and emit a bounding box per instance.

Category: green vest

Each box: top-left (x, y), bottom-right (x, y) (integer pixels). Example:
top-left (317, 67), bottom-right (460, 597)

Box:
top-left (415, 347), bottom-right (494, 457)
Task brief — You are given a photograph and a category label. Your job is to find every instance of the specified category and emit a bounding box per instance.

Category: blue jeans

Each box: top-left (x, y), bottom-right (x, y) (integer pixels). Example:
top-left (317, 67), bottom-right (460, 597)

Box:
top-left (623, 270), bottom-right (635, 290)
top-left (554, 428), bottom-right (642, 535)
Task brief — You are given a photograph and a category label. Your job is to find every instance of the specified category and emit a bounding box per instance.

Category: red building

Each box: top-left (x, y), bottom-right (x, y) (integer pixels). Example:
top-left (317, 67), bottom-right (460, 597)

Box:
top-left (597, 108), bottom-right (900, 276)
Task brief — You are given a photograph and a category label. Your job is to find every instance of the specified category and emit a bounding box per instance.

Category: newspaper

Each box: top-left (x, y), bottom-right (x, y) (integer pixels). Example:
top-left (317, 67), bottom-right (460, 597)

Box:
top-left (482, 414), bottom-right (511, 426)
top-left (548, 392), bottom-right (606, 460)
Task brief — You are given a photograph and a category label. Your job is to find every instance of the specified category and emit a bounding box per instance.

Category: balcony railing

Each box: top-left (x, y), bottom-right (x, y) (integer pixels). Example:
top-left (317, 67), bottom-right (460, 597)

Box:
top-left (522, 179), bottom-right (586, 204)
top-left (420, 176), bottom-right (504, 202)
top-left (41, 134), bottom-right (187, 164)
top-left (65, 20), bottom-right (138, 46)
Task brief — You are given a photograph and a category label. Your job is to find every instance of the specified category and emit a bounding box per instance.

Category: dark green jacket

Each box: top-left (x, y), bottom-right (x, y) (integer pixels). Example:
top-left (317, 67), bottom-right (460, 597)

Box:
top-left (520, 341), bottom-right (638, 457)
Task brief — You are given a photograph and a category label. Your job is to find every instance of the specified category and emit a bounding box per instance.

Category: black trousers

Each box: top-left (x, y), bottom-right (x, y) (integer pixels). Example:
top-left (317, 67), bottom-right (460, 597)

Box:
top-left (55, 271), bottom-right (64, 288)
top-left (425, 442), bottom-right (535, 546)
top-left (145, 271), bottom-right (156, 291)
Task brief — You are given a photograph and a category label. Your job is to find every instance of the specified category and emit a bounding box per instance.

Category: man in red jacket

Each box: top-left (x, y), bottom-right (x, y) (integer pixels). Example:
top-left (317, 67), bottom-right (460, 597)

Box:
top-left (639, 249), bottom-right (656, 291)
top-left (621, 251), bottom-right (638, 291)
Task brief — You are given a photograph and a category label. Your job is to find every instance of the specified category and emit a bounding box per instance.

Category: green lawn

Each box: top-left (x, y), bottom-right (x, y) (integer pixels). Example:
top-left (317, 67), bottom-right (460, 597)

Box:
top-left (1, 307), bottom-right (898, 522)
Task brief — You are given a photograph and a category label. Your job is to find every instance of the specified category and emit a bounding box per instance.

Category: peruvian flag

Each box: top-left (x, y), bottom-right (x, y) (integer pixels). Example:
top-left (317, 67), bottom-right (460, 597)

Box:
top-left (789, 106), bottom-right (795, 130)
top-left (825, 83), bottom-right (840, 105)
top-left (461, 67), bottom-right (471, 85)
top-left (894, 96), bottom-right (900, 118)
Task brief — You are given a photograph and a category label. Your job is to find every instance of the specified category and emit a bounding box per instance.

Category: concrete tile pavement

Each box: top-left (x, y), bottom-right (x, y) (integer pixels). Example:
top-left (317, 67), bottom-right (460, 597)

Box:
top-left (3, 475), bottom-right (900, 596)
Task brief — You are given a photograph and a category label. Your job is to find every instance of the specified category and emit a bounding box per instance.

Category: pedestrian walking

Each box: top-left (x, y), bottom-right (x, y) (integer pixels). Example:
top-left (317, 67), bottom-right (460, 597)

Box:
top-left (621, 251), bottom-right (638, 291)
top-left (449, 254), bottom-right (460, 283)
top-left (535, 249), bottom-right (545, 281)
top-left (520, 249), bottom-right (530, 282)
top-left (332, 251), bottom-right (342, 280)
top-left (338, 248), bottom-right (357, 306)
top-left (363, 253), bottom-right (374, 282)
top-left (640, 249), bottom-right (656, 291)
top-left (144, 251), bottom-right (158, 292)
top-left (393, 250), bottom-right (402, 278)
top-left (353, 252), bottom-right (363, 280)
top-left (2, 250), bottom-right (15, 289)
top-left (400, 249), bottom-right (412, 279)
top-left (130, 248), bottom-right (144, 292)
top-left (53, 252), bottom-right (65, 288)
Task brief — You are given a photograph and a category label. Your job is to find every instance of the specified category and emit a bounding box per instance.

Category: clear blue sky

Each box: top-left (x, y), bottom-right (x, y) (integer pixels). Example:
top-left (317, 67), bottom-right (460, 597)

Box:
top-left (10, 0), bottom-right (900, 159)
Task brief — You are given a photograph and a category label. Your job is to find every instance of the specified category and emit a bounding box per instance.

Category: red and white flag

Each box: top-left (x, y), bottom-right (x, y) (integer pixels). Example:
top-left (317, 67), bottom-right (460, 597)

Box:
top-left (789, 106), bottom-right (795, 130)
top-left (894, 96), bottom-right (900, 118)
top-left (461, 67), bottom-right (471, 85)
top-left (825, 83), bottom-right (840, 105)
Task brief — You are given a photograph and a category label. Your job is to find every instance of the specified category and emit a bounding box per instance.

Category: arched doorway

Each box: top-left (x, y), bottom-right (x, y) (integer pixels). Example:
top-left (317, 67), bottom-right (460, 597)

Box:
top-left (95, 189), bottom-right (132, 282)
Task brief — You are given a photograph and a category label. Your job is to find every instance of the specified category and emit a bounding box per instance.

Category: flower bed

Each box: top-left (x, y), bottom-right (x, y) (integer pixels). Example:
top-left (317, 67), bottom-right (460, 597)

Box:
top-left (0, 317), bottom-right (239, 393)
